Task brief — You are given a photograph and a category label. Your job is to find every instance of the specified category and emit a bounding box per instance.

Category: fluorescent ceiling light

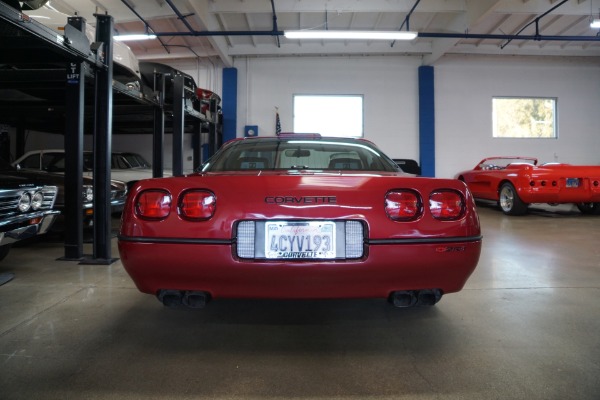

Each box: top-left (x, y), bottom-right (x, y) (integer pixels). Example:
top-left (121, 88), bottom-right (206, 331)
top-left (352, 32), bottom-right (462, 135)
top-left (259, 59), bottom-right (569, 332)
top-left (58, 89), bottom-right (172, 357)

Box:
top-left (591, 18), bottom-right (600, 28)
top-left (114, 34), bottom-right (157, 42)
top-left (284, 30), bottom-right (418, 40)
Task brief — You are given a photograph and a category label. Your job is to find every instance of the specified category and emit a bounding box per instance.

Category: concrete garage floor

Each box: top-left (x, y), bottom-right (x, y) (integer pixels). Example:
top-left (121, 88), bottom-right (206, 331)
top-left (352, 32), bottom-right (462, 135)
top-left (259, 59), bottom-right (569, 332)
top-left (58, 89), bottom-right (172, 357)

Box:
top-left (0, 204), bottom-right (599, 400)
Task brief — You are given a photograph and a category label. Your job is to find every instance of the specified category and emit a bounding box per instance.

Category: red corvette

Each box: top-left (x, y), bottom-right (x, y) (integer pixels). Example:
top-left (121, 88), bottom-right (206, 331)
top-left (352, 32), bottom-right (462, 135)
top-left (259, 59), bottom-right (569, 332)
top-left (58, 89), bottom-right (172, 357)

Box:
top-left (455, 157), bottom-right (600, 215)
top-left (118, 135), bottom-right (482, 309)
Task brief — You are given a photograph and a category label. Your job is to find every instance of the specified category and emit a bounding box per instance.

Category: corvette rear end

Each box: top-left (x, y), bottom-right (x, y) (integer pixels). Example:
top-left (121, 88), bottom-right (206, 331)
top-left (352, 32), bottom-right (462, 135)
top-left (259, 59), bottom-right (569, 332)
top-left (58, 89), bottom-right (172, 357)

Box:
top-left (118, 136), bottom-right (482, 308)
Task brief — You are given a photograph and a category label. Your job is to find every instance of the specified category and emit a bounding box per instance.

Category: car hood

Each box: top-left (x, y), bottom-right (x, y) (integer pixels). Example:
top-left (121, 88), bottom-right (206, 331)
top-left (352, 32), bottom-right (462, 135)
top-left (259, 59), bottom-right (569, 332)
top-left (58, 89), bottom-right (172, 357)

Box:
top-left (0, 172), bottom-right (41, 190)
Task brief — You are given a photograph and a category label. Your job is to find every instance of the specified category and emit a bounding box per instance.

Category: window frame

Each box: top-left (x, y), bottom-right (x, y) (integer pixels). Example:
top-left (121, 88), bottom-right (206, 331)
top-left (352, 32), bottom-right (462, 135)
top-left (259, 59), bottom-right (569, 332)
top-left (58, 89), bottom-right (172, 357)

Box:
top-left (492, 96), bottom-right (558, 139)
top-left (292, 94), bottom-right (364, 138)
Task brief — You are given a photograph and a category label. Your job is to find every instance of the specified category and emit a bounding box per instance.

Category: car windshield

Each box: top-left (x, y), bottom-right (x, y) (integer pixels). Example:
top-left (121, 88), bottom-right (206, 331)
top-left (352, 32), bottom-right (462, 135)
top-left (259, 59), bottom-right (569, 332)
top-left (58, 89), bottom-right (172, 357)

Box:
top-left (479, 157), bottom-right (537, 170)
top-left (204, 137), bottom-right (401, 172)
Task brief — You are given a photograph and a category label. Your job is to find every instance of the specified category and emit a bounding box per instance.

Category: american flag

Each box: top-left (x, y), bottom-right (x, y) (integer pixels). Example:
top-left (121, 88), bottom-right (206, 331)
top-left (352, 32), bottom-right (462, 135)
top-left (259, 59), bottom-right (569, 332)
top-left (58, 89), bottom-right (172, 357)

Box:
top-left (275, 108), bottom-right (282, 135)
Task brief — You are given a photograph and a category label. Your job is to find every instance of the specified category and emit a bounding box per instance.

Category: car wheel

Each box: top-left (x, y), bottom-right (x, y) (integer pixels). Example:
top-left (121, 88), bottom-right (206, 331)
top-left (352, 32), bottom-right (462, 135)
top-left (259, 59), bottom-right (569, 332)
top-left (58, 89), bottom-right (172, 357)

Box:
top-left (0, 244), bottom-right (11, 262)
top-left (499, 183), bottom-right (528, 215)
top-left (576, 202), bottom-right (600, 215)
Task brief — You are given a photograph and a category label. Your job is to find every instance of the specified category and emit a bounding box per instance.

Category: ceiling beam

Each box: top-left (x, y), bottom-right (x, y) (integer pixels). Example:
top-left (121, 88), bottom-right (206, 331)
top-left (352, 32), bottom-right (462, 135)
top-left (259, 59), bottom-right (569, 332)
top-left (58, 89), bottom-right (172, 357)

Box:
top-left (422, 0), bottom-right (503, 65)
top-left (180, 0), bottom-right (233, 66)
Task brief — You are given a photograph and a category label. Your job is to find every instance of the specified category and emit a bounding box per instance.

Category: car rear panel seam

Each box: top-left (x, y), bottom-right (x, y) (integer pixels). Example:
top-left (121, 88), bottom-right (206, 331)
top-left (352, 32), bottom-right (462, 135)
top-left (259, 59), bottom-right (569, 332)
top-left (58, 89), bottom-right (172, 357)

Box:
top-left (368, 236), bottom-right (482, 244)
top-left (118, 235), bottom-right (482, 245)
top-left (117, 236), bottom-right (233, 245)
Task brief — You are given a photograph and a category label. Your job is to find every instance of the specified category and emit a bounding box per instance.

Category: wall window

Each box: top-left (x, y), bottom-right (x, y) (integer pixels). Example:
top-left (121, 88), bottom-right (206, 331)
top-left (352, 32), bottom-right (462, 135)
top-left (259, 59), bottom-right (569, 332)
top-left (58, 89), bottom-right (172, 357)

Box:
top-left (492, 97), bottom-right (557, 138)
top-left (293, 95), bottom-right (363, 138)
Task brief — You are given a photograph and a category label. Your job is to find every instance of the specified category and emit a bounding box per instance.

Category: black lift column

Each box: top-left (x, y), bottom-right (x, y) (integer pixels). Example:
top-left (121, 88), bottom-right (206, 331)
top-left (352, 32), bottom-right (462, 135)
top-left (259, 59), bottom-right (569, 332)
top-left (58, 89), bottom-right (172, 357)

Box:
top-left (90, 14), bottom-right (116, 264)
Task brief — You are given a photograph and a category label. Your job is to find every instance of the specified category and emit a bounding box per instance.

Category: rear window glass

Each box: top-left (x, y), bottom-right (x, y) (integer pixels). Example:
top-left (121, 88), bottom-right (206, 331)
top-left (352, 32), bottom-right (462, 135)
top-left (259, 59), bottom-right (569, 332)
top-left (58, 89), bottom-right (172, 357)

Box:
top-left (206, 138), bottom-right (399, 172)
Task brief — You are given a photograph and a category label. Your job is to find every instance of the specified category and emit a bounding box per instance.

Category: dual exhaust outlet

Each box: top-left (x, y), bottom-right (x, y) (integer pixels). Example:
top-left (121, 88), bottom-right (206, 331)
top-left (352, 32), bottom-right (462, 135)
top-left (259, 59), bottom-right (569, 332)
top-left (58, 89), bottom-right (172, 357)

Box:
top-left (157, 289), bottom-right (210, 309)
top-left (158, 288), bottom-right (442, 309)
top-left (388, 289), bottom-right (442, 307)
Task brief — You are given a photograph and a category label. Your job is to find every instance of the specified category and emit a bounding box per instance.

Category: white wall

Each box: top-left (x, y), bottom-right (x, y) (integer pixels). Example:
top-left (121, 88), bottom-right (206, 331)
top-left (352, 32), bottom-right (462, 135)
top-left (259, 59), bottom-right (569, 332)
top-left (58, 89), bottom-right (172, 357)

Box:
top-left (435, 55), bottom-right (600, 178)
top-left (234, 56), bottom-right (422, 161)
top-left (234, 54), bottom-right (600, 178)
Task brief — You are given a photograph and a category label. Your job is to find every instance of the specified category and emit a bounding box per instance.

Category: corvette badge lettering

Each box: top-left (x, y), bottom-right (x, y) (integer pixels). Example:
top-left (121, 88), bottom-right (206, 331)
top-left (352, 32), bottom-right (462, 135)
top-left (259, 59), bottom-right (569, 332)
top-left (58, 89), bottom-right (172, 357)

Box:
top-left (265, 196), bottom-right (337, 205)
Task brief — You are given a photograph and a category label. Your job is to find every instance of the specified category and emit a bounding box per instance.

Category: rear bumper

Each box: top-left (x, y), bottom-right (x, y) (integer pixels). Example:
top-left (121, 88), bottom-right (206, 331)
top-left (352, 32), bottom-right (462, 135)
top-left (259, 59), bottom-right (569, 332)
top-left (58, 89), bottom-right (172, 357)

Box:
top-left (0, 211), bottom-right (60, 246)
top-left (118, 238), bottom-right (482, 300)
top-left (519, 178), bottom-right (600, 203)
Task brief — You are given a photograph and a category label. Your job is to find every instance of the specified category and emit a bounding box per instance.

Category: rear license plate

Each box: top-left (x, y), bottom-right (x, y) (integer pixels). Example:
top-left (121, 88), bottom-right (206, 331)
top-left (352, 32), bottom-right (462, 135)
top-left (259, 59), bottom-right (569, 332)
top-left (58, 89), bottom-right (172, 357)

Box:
top-left (566, 178), bottom-right (580, 188)
top-left (265, 221), bottom-right (336, 259)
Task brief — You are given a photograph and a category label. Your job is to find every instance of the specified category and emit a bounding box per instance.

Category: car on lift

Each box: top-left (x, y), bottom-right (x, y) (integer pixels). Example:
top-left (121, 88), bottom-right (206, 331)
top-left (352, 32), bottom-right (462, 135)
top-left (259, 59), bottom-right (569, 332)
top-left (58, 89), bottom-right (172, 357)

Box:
top-left (0, 157), bottom-right (59, 262)
top-left (139, 61), bottom-right (199, 111)
top-left (455, 156), bottom-right (600, 215)
top-left (118, 134), bottom-right (482, 309)
top-left (13, 149), bottom-right (170, 188)
top-left (13, 0), bottom-right (144, 91)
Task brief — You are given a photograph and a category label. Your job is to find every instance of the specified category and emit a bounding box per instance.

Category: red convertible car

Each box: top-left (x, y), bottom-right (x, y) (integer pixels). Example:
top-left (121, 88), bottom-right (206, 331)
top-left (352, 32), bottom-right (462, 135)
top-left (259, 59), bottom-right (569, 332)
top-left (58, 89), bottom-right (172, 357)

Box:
top-left (455, 157), bottom-right (600, 215)
top-left (118, 135), bottom-right (482, 309)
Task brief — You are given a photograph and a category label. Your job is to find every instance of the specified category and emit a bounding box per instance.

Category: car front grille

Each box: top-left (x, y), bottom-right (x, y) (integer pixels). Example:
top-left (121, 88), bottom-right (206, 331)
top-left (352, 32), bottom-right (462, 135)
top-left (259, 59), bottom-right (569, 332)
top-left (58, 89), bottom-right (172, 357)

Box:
top-left (0, 185), bottom-right (57, 219)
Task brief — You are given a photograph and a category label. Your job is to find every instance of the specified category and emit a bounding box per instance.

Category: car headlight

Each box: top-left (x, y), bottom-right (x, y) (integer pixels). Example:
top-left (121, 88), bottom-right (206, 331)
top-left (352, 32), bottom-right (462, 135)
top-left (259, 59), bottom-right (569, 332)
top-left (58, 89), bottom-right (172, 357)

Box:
top-left (18, 192), bottom-right (32, 212)
top-left (31, 191), bottom-right (44, 210)
top-left (83, 186), bottom-right (94, 202)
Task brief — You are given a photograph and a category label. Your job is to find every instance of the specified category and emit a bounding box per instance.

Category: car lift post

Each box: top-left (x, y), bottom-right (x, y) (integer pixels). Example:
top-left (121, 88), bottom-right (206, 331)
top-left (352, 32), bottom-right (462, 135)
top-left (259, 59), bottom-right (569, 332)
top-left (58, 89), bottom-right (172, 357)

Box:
top-left (172, 74), bottom-right (185, 177)
top-left (61, 15), bottom-right (89, 261)
top-left (152, 72), bottom-right (166, 178)
top-left (63, 58), bottom-right (85, 260)
top-left (89, 13), bottom-right (117, 264)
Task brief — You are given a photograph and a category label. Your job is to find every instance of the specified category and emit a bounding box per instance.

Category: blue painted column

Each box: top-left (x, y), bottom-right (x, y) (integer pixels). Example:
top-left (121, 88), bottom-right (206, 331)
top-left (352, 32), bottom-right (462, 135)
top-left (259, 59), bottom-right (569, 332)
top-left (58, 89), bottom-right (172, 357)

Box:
top-left (418, 66), bottom-right (435, 177)
top-left (222, 68), bottom-right (238, 143)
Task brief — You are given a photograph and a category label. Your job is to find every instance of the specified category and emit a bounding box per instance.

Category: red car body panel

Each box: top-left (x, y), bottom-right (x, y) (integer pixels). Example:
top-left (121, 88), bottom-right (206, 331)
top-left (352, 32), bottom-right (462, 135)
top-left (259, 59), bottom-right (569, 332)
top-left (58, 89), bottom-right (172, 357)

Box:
top-left (118, 137), bottom-right (482, 305)
top-left (119, 172), bottom-right (481, 300)
top-left (456, 157), bottom-right (600, 204)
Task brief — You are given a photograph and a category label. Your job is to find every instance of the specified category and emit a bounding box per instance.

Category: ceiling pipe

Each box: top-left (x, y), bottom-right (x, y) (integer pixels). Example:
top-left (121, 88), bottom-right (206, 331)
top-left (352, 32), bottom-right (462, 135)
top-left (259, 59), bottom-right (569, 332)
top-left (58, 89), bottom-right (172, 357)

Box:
top-left (418, 32), bottom-right (599, 42)
top-left (500, 0), bottom-right (569, 49)
top-left (391, 0), bottom-right (421, 47)
top-left (149, 29), bottom-right (600, 42)
top-left (270, 0), bottom-right (280, 48)
top-left (163, 0), bottom-right (196, 34)
top-left (119, 0), bottom-right (170, 54)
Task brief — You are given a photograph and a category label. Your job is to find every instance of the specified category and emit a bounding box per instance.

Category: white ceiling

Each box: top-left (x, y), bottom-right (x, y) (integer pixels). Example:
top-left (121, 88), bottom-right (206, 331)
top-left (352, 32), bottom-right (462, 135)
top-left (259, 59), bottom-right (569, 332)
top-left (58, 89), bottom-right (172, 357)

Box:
top-left (44, 0), bottom-right (600, 66)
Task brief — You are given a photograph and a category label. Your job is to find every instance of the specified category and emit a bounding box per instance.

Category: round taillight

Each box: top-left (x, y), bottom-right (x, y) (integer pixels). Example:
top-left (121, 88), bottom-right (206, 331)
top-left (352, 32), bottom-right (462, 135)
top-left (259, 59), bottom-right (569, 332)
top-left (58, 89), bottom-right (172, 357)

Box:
top-left (179, 190), bottom-right (216, 220)
top-left (136, 190), bottom-right (172, 219)
top-left (385, 190), bottom-right (421, 221)
top-left (18, 192), bottom-right (32, 212)
top-left (429, 190), bottom-right (465, 220)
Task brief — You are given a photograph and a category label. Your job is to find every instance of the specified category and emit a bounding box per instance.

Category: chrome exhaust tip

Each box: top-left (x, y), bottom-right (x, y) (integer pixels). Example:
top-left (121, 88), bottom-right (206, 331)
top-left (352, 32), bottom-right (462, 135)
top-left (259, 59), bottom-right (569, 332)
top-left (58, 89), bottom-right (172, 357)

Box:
top-left (157, 289), bottom-right (183, 308)
top-left (182, 291), bottom-right (209, 309)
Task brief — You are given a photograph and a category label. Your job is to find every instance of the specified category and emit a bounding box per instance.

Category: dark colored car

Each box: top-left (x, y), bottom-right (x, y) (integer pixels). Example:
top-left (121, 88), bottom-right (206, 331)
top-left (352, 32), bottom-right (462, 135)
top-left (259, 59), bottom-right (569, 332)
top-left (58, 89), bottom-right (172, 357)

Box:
top-left (0, 158), bottom-right (59, 262)
top-left (139, 61), bottom-right (198, 110)
top-left (118, 134), bottom-right (482, 309)
top-left (3, 159), bottom-right (127, 229)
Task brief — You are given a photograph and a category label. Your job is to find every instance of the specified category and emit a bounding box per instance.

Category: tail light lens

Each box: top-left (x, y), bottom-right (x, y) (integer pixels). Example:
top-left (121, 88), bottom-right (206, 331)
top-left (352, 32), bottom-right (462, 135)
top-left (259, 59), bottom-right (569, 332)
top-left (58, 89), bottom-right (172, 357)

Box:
top-left (179, 190), bottom-right (216, 220)
top-left (135, 190), bottom-right (172, 219)
top-left (429, 190), bottom-right (465, 220)
top-left (385, 190), bottom-right (422, 221)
